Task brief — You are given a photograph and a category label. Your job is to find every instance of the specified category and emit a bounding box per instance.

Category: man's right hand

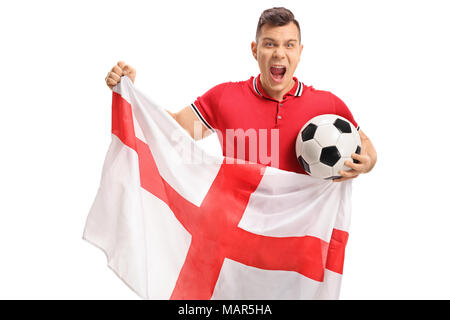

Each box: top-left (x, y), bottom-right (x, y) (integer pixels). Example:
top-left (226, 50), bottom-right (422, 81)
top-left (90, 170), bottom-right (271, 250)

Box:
top-left (104, 62), bottom-right (211, 141)
top-left (105, 61), bottom-right (136, 90)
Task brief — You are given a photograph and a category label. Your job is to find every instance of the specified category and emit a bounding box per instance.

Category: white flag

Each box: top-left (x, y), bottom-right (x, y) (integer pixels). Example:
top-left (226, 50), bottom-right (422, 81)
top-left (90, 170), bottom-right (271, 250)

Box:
top-left (83, 76), bottom-right (353, 300)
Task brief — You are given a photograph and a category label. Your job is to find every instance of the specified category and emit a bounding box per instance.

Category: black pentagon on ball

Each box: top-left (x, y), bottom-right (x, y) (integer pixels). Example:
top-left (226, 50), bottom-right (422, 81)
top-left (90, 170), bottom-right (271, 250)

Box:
top-left (320, 146), bottom-right (341, 167)
top-left (301, 123), bottom-right (317, 142)
top-left (353, 145), bottom-right (361, 164)
top-left (298, 155), bottom-right (311, 173)
top-left (333, 118), bottom-right (352, 134)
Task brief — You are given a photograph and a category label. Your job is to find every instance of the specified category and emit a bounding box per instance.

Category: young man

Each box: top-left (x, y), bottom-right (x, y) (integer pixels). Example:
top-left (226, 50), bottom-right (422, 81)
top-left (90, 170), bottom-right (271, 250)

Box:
top-left (105, 7), bottom-right (377, 181)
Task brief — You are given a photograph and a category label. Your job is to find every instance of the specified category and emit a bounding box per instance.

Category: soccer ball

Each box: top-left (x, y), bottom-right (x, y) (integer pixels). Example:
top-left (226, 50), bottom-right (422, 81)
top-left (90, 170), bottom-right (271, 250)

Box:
top-left (295, 114), bottom-right (361, 180)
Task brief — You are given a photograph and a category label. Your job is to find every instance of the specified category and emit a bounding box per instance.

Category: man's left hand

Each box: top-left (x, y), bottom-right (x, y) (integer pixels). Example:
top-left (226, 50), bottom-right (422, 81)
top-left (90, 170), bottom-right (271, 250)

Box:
top-left (332, 153), bottom-right (371, 182)
top-left (333, 129), bottom-right (377, 183)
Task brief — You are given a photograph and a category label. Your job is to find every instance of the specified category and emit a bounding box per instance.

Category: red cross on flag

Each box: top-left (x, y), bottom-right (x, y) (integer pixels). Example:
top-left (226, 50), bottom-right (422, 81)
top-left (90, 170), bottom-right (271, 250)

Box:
top-left (83, 76), bottom-right (352, 300)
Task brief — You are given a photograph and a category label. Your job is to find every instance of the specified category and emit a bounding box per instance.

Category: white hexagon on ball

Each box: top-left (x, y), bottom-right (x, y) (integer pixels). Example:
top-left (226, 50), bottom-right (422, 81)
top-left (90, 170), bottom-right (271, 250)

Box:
top-left (336, 133), bottom-right (357, 158)
top-left (313, 124), bottom-right (342, 148)
top-left (299, 139), bottom-right (321, 165)
top-left (309, 114), bottom-right (334, 127)
top-left (309, 162), bottom-right (333, 179)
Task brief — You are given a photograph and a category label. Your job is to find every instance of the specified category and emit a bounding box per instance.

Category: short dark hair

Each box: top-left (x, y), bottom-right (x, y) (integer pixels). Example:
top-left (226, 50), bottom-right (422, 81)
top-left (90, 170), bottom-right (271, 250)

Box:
top-left (255, 7), bottom-right (301, 43)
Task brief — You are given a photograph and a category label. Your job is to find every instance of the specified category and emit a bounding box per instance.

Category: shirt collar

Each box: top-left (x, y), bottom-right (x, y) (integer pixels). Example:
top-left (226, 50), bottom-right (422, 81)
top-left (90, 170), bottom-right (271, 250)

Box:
top-left (252, 73), bottom-right (303, 100)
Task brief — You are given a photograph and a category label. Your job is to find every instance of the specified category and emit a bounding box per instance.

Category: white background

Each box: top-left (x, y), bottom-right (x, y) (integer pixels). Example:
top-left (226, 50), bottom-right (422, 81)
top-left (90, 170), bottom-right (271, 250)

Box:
top-left (1, 0), bottom-right (449, 299)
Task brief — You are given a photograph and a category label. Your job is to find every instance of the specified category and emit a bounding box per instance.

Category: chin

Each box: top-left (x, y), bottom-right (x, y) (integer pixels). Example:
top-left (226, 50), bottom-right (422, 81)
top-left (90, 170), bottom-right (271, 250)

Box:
top-left (269, 76), bottom-right (289, 88)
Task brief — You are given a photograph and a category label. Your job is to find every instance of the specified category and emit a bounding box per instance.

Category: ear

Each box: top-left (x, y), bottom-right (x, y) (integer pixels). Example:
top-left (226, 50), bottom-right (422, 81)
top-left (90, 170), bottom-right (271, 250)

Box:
top-left (299, 43), bottom-right (304, 56)
top-left (251, 41), bottom-right (258, 60)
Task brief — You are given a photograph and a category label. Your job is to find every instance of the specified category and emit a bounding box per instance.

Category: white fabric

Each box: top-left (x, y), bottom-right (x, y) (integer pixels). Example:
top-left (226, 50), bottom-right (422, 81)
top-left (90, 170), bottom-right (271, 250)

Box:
top-left (114, 77), bottom-right (222, 207)
top-left (240, 165), bottom-right (351, 240)
top-left (83, 135), bottom-right (194, 299)
top-left (211, 259), bottom-right (342, 300)
top-left (83, 76), bottom-right (352, 300)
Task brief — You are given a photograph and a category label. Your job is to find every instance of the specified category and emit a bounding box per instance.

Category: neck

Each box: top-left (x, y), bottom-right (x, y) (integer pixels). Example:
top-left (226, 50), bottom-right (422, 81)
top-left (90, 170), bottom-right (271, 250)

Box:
top-left (259, 74), bottom-right (296, 102)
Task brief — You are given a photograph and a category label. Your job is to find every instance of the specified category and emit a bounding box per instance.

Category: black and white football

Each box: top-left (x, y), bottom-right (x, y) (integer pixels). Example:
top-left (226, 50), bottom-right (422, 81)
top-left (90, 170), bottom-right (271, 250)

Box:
top-left (296, 114), bottom-right (361, 180)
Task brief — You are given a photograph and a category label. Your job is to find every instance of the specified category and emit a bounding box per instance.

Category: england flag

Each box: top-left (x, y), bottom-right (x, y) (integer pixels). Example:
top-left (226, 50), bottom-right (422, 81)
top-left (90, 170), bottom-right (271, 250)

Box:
top-left (82, 76), bottom-right (353, 300)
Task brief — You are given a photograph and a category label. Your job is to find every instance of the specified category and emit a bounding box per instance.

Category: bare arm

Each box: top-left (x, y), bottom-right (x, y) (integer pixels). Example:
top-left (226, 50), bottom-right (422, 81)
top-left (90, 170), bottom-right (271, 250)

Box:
top-left (166, 107), bottom-right (213, 140)
top-left (105, 61), bottom-right (211, 141)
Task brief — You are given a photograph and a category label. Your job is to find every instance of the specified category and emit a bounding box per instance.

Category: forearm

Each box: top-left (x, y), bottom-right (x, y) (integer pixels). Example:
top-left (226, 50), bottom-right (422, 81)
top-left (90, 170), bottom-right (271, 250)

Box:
top-left (360, 130), bottom-right (377, 172)
top-left (165, 108), bottom-right (212, 140)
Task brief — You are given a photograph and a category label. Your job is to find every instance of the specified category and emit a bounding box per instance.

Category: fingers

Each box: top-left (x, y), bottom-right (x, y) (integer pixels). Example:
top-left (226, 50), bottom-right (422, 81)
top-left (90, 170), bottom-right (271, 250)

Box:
top-left (105, 64), bottom-right (122, 89)
top-left (347, 153), bottom-right (371, 173)
top-left (122, 64), bottom-right (136, 83)
top-left (333, 153), bottom-right (369, 182)
top-left (339, 168), bottom-right (359, 177)
top-left (331, 163), bottom-right (359, 182)
top-left (105, 76), bottom-right (117, 89)
top-left (105, 61), bottom-right (136, 89)
top-left (111, 65), bottom-right (122, 76)
top-left (343, 158), bottom-right (363, 171)
top-left (117, 61), bottom-right (126, 69)
top-left (108, 71), bottom-right (121, 82)
top-left (351, 152), bottom-right (364, 162)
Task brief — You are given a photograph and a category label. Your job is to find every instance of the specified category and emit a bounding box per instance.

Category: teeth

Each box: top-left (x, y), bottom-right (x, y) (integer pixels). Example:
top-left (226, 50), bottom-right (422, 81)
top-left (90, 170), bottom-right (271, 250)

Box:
top-left (272, 66), bottom-right (285, 68)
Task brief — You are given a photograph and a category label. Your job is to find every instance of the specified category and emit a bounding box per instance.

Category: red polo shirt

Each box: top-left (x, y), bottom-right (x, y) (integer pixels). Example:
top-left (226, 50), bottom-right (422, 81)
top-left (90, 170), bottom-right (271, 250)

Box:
top-left (191, 73), bottom-right (359, 174)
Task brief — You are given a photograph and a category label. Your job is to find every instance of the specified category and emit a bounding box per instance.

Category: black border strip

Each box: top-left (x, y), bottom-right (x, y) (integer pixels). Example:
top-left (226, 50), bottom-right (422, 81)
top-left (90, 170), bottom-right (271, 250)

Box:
top-left (295, 81), bottom-right (303, 97)
top-left (253, 77), bottom-right (262, 96)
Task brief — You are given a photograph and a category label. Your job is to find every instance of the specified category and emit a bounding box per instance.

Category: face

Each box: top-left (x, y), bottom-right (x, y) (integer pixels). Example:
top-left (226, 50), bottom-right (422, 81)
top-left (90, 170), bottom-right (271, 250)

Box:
top-left (251, 22), bottom-right (303, 96)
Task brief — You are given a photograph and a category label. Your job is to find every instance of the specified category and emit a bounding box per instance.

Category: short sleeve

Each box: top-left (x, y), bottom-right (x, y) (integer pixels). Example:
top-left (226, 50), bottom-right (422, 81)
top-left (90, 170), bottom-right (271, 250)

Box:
top-left (190, 83), bottom-right (227, 132)
top-left (330, 93), bottom-right (360, 131)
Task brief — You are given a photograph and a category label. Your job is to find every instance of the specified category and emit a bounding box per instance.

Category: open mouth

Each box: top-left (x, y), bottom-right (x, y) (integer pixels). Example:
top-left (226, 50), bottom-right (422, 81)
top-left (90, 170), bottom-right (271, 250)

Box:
top-left (269, 65), bottom-right (286, 83)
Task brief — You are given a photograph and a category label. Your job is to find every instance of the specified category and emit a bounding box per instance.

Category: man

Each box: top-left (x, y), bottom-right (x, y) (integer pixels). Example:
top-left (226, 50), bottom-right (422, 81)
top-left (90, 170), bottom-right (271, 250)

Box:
top-left (105, 7), bottom-right (377, 181)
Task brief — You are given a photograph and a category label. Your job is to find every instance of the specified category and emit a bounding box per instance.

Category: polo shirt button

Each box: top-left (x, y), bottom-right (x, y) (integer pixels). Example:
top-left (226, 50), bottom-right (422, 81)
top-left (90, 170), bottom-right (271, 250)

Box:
top-left (280, 103), bottom-right (283, 107)
top-left (278, 115), bottom-right (282, 120)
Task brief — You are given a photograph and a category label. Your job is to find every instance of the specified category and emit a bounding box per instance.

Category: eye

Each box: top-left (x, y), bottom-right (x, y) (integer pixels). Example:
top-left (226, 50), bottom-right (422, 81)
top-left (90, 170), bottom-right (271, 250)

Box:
top-left (265, 42), bottom-right (273, 47)
top-left (287, 43), bottom-right (294, 48)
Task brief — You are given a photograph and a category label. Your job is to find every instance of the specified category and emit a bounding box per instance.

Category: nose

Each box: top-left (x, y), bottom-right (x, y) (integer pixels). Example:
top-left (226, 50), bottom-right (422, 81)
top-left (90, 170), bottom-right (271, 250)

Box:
top-left (272, 47), bottom-right (287, 60)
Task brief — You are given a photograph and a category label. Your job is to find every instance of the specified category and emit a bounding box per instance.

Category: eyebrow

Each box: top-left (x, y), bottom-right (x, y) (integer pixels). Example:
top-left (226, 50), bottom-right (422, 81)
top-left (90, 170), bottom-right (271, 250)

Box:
top-left (262, 37), bottom-right (298, 42)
